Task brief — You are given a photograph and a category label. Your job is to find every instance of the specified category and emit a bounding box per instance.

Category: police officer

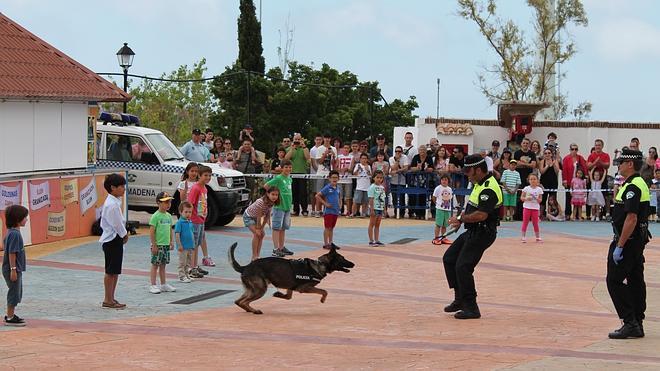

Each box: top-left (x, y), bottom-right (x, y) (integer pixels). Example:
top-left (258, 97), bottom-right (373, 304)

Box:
top-left (606, 149), bottom-right (650, 339)
top-left (443, 154), bottom-right (502, 319)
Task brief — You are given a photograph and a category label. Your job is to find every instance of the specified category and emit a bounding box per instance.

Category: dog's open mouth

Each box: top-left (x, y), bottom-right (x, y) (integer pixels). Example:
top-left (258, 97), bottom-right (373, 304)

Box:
top-left (338, 267), bottom-right (351, 273)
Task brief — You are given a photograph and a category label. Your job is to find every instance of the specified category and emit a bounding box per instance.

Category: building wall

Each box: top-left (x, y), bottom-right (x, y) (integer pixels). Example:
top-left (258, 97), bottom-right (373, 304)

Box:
top-left (0, 101), bottom-right (87, 174)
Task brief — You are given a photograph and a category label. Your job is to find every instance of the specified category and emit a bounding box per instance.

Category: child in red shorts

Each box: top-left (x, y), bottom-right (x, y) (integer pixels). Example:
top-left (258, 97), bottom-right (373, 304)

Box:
top-left (315, 170), bottom-right (341, 249)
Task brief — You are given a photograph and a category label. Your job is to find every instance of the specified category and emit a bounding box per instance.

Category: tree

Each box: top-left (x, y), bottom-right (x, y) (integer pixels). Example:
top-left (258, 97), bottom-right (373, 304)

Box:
top-left (210, 61), bottom-right (418, 156)
top-left (122, 59), bottom-right (216, 146)
top-left (457, 0), bottom-right (590, 119)
top-left (238, 0), bottom-right (265, 74)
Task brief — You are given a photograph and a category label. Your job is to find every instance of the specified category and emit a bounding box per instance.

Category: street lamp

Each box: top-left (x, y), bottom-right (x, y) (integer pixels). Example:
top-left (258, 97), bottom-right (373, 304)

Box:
top-left (116, 42), bottom-right (135, 113)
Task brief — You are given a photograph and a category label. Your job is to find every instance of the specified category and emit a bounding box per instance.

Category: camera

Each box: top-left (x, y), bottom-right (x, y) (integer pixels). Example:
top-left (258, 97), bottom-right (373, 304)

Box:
top-left (293, 141), bottom-right (300, 145)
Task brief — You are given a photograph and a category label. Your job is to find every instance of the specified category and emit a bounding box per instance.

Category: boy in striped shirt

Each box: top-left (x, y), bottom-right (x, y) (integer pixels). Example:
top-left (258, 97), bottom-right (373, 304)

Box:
top-left (501, 160), bottom-right (522, 221)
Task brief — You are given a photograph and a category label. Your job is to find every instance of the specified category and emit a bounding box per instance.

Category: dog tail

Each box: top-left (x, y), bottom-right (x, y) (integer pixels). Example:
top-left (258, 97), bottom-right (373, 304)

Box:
top-left (228, 242), bottom-right (244, 273)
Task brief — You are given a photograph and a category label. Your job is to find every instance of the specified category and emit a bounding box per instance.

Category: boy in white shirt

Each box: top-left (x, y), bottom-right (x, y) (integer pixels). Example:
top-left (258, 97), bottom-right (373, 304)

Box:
top-left (99, 173), bottom-right (129, 309)
top-left (351, 153), bottom-right (372, 218)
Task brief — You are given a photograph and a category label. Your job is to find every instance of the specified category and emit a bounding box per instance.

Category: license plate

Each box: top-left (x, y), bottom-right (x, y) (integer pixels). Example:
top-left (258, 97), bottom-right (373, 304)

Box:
top-left (241, 193), bottom-right (249, 201)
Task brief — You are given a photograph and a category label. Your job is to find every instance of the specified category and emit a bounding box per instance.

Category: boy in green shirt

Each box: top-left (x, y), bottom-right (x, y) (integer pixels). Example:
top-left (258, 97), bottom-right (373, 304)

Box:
top-left (265, 160), bottom-right (294, 257)
top-left (148, 192), bottom-right (175, 294)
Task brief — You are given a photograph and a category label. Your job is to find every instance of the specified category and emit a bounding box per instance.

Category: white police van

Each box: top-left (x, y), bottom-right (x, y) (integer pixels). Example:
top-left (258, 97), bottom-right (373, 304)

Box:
top-left (95, 114), bottom-right (249, 227)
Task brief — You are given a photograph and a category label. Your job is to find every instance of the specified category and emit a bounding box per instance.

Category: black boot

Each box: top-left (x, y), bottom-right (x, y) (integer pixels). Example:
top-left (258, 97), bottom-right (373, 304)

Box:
top-left (444, 301), bottom-right (462, 313)
top-left (454, 303), bottom-right (481, 319)
top-left (608, 321), bottom-right (643, 339)
top-left (639, 320), bottom-right (645, 338)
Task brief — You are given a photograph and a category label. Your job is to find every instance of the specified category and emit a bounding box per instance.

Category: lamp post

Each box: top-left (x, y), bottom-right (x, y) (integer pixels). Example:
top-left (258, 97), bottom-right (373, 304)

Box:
top-left (116, 42), bottom-right (135, 113)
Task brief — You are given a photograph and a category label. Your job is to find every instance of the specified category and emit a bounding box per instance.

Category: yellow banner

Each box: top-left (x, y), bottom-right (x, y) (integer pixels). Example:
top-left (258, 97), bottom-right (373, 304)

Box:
top-left (61, 178), bottom-right (79, 206)
top-left (47, 211), bottom-right (66, 237)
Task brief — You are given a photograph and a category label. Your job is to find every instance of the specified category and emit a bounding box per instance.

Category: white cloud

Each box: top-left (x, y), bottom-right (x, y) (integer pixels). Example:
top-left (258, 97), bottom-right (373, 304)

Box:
top-left (595, 18), bottom-right (660, 61)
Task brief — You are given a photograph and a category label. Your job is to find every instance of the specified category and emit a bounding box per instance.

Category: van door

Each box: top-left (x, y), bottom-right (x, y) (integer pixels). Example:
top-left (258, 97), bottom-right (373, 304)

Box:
top-left (104, 133), bottom-right (162, 207)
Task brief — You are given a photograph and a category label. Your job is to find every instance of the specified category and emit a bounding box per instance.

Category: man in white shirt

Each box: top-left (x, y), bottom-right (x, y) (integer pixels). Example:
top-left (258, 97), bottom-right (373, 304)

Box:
top-left (402, 131), bottom-right (418, 159)
top-left (309, 135), bottom-right (324, 216)
top-left (313, 133), bottom-right (338, 217)
top-left (99, 173), bottom-right (129, 310)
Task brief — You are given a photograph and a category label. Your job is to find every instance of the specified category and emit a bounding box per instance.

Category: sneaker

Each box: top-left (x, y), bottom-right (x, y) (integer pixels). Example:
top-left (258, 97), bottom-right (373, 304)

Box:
top-left (322, 244), bottom-right (331, 250)
top-left (521, 238), bottom-right (527, 243)
top-left (302, 211), bottom-right (309, 217)
top-left (368, 241), bottom-right (376, 246)
top-left (281, 246), bottom-right (294, 255)
top-left (149, 285), bottom-right (161, 294)
top-left (160, 283), bottom-right (176, 292)
top-left (315, 212), bottom-right (321, 218)
top-left (189, 269), bottom-right (204, 279)
top-left (196, 266), bottom-right (209, 275)
top-left (291, 212), bottom-right (300, 217)
top-left (330, 242), bottom-right (341, 250)
top-left (179, 277), bottom-right (192, 283)
top-left (536, 237), bottom-right (543, 243)
top-left (375, 241), bottom-right (385, 246)
top-left (272, 249), bottom-right (286, 257)
top-left (202, 256), bottom-right (216, 267)
top-left (4, 315), bottom-right (26, 327)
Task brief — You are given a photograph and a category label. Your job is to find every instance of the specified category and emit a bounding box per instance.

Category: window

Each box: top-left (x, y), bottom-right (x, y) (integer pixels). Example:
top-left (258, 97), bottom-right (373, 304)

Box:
top-left (106, 134), bottom-right (155, 164)
top-left (145, 133), bottom-right (183, 161)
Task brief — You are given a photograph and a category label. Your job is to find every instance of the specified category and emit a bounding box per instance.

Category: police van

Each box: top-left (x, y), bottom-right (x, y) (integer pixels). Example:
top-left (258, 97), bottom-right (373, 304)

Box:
top-left (95, 113), bottom-right (249, 227)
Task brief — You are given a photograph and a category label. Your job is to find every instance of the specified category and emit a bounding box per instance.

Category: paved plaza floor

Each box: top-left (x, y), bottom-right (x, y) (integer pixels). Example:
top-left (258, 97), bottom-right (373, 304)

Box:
top-left (1, 215), bottom-right (659, 369)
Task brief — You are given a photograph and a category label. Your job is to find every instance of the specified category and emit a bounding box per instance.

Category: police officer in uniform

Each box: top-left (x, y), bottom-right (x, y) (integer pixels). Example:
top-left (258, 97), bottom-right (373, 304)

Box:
top-left (607, 149), bottom-right (650, 339)
top-left (443, 154), bottom-right (502, 319)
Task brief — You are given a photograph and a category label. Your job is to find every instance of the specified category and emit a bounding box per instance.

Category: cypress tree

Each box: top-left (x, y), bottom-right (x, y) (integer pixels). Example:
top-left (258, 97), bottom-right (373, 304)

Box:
top-left (237, 0), bottom-right (265, 74)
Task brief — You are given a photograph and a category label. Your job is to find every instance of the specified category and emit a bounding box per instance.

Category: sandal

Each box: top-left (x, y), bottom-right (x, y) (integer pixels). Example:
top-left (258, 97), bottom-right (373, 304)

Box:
top-left (431, 237), bottom-right (443, 245)
top-left (102, 301), bottom-right (126, 309)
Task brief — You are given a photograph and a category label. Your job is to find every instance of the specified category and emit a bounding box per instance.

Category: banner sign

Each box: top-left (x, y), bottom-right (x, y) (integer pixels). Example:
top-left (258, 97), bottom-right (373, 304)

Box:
top-left (61, 178), bottom-right (79, 206)
top-left (47, 211), bottom-right (66, 237)
top-left (79, 178), bottom-right (97, 215)
top-left (29, 181), bottom-right (51, 211)
top-left (0, 183), bottom-right (21, 210)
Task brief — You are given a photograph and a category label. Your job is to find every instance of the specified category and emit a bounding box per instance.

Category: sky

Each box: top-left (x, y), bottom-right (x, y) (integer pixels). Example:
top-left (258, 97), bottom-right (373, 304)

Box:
top-left (3, 0), bottom-right (660, 122)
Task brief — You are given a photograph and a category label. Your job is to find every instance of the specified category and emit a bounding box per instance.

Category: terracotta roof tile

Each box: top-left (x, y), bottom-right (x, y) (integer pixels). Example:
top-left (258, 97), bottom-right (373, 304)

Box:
top-left (0, 12), bottom-right (130, 102)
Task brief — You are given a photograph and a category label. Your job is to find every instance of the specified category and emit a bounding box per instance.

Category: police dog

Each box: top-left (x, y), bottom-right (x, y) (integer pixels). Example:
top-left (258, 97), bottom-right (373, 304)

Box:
top-left (229, 243), bottom-right (355, 314)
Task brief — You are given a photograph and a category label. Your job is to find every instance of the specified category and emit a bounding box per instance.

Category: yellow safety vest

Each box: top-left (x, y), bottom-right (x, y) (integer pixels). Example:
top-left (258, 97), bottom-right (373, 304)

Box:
top-left (468, 175), bottom-right (503, 208)
top-left (615, 175), bottom-right (650, 203)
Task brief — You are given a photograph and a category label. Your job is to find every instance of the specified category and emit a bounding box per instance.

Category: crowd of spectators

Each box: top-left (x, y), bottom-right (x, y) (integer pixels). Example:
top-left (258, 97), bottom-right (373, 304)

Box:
top-left (181, 124), bottom-right (660, 223)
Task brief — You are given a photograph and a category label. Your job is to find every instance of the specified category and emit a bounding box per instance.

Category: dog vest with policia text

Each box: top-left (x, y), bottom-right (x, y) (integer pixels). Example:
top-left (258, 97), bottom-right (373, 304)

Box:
top-left (291, 258), bottom-right (325, 289)
top-left (465, 174), bottom-right (503, 228)
top-left (612, 173), bottom-right (650, 241)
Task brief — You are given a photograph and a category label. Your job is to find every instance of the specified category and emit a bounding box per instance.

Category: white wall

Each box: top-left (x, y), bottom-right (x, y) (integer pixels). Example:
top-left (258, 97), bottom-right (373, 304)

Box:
top-left (1, 101), bottom-right (87, 174)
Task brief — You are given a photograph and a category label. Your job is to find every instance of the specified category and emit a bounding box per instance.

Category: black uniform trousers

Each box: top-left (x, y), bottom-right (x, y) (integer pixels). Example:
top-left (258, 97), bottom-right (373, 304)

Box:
top-left (606, 239), bottom-right (646, 324)
top-left (292, 177), bottom-right (308, 214)
top-left (443, 226), bottom-right (497, 307)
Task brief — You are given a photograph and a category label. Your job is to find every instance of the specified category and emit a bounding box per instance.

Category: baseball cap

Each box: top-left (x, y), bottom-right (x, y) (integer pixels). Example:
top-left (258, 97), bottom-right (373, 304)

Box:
top-left (492, 140), bottom-right (500, 147)
top-left (376, 133), bottom-right (385, 139)
top-left (244, 124), bottom-right (253, 129)
top-left (509, 159), bottom-right (517, 164)
top-left (192, 128), bottom-right (202, 135)
top-left (156, 191), bottom-right (173, 202)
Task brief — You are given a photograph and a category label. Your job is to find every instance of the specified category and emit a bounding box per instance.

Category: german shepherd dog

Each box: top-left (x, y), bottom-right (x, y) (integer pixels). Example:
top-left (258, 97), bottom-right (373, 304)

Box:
top-left (229, 243), bottom-right (355, 314)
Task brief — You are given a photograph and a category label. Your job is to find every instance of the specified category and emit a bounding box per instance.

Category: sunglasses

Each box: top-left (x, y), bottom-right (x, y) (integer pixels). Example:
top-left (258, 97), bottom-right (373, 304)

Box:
top-left (570, 148), bottom-right (578, 151)
top-left (395, 150), bottom-right (402, 153)
top-left (224, 142), bottom-right (231, 145)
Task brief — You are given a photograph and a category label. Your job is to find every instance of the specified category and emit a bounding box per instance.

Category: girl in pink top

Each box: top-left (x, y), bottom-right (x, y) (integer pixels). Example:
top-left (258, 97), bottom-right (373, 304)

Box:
top-left (571, 169), bottom-right (587, 220)
top-left (520, 174), bottom-right (544, 243)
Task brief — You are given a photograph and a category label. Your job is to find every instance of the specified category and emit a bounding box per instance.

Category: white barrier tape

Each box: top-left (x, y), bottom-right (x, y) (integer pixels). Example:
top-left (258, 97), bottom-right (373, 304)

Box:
top-left (241, 174), bottom-right (660, 194)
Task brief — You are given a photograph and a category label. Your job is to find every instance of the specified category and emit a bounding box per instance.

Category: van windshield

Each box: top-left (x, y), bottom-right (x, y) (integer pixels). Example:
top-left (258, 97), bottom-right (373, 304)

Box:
top-left (146, 133), bottom-right (184, 161)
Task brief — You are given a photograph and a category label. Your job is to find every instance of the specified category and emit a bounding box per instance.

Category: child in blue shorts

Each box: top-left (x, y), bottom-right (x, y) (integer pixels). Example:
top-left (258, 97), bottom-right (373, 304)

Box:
top-left (432, 174), bottom-right (453, 244)
top-left (2, 205), bottom-right (29, 326)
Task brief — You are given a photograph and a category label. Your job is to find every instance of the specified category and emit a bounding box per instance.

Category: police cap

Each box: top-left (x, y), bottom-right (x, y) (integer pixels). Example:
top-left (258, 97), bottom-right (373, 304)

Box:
top-left (613, 149), bottom-right (643, 166)
top-left (462, 154), bottom-right (487, 172)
